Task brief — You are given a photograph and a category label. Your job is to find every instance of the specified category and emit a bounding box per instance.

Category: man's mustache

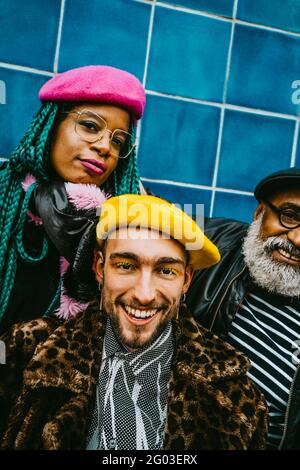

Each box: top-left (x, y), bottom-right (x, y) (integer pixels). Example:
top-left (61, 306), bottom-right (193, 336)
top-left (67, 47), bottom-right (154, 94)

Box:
top-left (264, 237), bottom-right (300, 259)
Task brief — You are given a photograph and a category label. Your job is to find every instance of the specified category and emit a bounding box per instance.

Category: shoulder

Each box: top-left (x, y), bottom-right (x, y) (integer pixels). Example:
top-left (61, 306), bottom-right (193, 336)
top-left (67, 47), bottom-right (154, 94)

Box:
top-left (176, 307), bottom-right (251, 380)
top-left (0, 316), bottom-right (62, 356)
top-left (204, 217), bottom-right (249, 251)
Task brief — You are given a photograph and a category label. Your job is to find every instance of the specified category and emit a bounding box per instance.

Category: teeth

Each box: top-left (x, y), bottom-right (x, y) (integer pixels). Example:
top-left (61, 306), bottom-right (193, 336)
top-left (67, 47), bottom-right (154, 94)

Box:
top-left (124, 306), bottom-right (158, 319)
top-left (278, 249), bottom-right (300, 261)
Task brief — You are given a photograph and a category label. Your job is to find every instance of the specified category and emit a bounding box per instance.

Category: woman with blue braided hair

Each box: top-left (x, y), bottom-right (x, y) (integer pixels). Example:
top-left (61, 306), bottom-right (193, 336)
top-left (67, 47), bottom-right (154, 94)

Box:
top-left (0, 65), bottom-right (146, 333)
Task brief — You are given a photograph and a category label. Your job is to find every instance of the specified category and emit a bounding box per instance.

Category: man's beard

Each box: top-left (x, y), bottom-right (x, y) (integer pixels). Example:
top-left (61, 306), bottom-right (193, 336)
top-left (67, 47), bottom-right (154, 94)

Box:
top-left (102, 292), bottom-right (180, 351)
top-left (242, 213), bottom-right (300, 297)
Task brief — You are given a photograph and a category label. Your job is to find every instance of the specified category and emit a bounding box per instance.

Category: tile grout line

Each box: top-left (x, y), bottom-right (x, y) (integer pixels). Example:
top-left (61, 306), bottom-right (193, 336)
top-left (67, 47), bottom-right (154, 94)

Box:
top-left (0, 62), bottom-right (297, 121)
top-left (209, 108), bottom-right (225, 217)
top-left (154, 1), bottom-right (231, 23)
top-left (53, 0), bottom-right (66, 74)
top-left (222, 0), bottom-right (238, 104)
top-left (0, 62), bottom-right (54, 77)
top-left (134, 0), bottom-right (300, 39)
top-left (136, 0), bottom-right (156, 159)
top-left (141, 177), bottom-right (254, 196)
top-left (290, 119), bottom-right (300, 167)
top-left (146, 89), bottom-right (298, 121)
top-left (210, 0), bottom-right (239, 218)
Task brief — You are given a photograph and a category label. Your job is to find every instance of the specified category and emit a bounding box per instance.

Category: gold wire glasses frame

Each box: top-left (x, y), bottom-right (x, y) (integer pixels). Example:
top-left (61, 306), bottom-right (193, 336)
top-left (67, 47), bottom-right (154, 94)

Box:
top-left (64, 110), bottom-right (135, 159)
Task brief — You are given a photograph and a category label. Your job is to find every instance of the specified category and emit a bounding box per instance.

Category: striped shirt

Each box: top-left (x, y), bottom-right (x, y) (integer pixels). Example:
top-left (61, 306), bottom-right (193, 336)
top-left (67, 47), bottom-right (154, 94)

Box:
top-left (227, 286), bottom-right (300, 449)
top-left (86, 319), bottom-right (173, 450)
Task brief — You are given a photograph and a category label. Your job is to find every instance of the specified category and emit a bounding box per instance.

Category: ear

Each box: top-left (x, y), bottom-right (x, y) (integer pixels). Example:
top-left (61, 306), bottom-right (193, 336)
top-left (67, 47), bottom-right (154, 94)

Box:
top-left (93, 250), bottom-right (104, 285)
top-left (254, 203), bottom-right (264, 221)
top-left (182, 265), bottom-right (194, 294)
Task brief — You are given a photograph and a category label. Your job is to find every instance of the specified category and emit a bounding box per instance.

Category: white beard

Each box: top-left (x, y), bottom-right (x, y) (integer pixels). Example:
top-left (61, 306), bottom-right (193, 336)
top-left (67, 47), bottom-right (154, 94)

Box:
top-left (242, 214), bottom-right (300, 297)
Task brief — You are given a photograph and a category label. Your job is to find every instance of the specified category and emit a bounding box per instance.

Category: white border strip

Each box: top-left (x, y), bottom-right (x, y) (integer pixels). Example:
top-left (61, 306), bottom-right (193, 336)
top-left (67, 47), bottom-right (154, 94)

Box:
top-left (53, 0), bottom-right (66, 74)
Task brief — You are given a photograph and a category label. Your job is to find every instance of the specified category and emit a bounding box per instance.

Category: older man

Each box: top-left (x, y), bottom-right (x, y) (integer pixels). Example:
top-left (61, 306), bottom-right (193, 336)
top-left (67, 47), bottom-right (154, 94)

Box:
top-left (0, 194), bottom-right (267, 450)
top-left (187, 168), bottom-right (300, 450)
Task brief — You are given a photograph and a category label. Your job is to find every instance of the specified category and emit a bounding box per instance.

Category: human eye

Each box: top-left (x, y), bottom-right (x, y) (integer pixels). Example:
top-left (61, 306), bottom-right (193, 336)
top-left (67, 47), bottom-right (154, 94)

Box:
top-left (115, 261), bottom-right (136, 272)
top-left (281, 210), bottom-right (300, 226)
top-left (78, 119), bottom-right (99, 133)
top-left (111, 133), bottom-right (126, 149)
top-left (158, 267), bottom-right (178, 278)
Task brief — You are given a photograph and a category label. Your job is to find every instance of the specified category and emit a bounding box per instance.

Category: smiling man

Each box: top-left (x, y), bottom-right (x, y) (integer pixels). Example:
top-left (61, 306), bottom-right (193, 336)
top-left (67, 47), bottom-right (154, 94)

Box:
top-left (187, 168), bottom-right (300, 450)
top-left (0, 195), bottom-right (267, 450)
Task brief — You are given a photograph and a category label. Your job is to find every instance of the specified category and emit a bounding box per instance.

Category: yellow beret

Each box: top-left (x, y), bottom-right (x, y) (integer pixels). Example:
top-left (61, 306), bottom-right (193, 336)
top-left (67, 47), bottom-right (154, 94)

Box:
top-left (96, 194), bottom-right (220, 270)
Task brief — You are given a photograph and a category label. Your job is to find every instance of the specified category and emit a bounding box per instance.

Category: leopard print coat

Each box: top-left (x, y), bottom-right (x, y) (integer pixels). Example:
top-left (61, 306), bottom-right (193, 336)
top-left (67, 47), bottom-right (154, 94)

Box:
top-left (0, 303), bottom-right (268, 450)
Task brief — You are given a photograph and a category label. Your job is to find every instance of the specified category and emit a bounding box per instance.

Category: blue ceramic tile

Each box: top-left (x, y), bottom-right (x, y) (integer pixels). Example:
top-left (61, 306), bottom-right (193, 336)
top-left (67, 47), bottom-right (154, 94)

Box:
top-left (237, 0), bottom-right (300, 34)
top-left (164, 0), bottom-right (234, 17)
top-left (138, 95), bottom-right (220, 186)
top-left (217, 110), bottom-right (294, 192)
top-left (147, 7), bottom-right (231, 101)
top-left (0, 0), bottom-right (60, 71)
top-left (213, 191), bottom-right (257, 223)
top-left (227, 24), bottom-right (300, 115)
top-left (0, 68), bottom-right (48, 158)
top-left (141, 180), bottom-right (211, 218)
top-left (59, 0), bottom-right (150, 80)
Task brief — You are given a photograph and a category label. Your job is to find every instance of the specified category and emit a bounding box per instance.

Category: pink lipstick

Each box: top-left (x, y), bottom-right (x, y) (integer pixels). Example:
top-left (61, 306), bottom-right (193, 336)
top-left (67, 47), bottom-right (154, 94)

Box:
top-left (80, 159), bottom-right (107, 175)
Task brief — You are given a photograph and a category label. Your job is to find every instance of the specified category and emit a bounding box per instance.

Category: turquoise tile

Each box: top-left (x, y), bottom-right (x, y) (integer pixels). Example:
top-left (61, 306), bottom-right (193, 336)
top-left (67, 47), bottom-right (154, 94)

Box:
top-left (0, 0), bottom-right (60, 71)
top-left (217, 110), bottom-right (294, 192)
top-left (227, 24), bottom-right (300, 115)
top-left (238, 0), bottom-right (300, 34)
top-left (138, 95), bottom-right (220, 186)
top-left (141, 180), bottom-right (211, 218)
top-left (147, 6), bottom-right (231, 101)
top-left (165, 0), bottom-right (234, 17)
top-left (0, 68), bottom-right (48, 158)
top-left (59, 0), bottom-right (150, 80)
top-left (213, 191), bottom-right (258, 223)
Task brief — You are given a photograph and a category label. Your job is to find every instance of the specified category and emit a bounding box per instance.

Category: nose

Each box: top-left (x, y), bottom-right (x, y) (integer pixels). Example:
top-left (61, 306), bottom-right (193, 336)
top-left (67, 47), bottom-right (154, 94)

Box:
top-left (133, 270), bottom-right (156, 305)
top-left (91, 131), bottom-right (111, 156)
top-left (287, 227), bottom-right (300, 248)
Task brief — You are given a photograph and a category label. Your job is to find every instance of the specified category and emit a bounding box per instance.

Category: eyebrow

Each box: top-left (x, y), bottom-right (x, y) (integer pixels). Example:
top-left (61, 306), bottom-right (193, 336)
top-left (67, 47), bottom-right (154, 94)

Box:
top-left (277, 202), bottom-right (300, 211)
top-left (109, 252), bottom-right (185, 266)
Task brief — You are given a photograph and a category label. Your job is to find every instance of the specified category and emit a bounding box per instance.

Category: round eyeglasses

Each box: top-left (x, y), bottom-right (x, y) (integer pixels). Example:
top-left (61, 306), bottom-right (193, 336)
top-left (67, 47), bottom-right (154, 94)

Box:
top-left (65, 110), bottom-right (135, 159)
top-left (264, 200), bottom-right (300, 229)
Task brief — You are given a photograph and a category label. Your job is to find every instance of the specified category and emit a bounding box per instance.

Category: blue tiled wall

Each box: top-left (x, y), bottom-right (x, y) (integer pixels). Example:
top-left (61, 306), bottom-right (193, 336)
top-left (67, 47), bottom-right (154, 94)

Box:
top-left (1, 0), bottom-right (300, 223)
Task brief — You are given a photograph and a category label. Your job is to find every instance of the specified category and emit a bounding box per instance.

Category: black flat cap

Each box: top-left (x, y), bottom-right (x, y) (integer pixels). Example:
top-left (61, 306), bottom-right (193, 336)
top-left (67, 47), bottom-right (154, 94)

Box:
top-left (254, 168), bottom-right (300, 201)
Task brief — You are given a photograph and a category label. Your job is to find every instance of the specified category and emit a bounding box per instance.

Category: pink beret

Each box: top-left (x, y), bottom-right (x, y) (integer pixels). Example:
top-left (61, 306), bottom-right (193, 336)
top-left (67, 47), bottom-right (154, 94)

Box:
top-left (39, 65), bottom-right (146, 121)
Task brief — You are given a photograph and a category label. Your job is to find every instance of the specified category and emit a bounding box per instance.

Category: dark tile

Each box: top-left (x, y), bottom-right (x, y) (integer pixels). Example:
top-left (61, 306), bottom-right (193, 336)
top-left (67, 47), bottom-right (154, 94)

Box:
top-left (0, 0), bottom-right (61, 71)
top-left (213, 191), bottom-right (257, 223)
top-left (164, 0), bottom-right (234, 17)
top-left (0, 68), bottom-right (49, 158)
top-left (217, 110), bottom-right (294, 192)
top-left (238, 0), bottom-right (300, 34)
top-left (138, 94), bottom-right (220, 186)
top-left (59, 0), bottom-right (150, 80)
top-left (227, 24), bottom-right (300, 115)
top-left (147, 6), bottom-right (231, 101)
top-left (142, 180), bottom-right (212, 218)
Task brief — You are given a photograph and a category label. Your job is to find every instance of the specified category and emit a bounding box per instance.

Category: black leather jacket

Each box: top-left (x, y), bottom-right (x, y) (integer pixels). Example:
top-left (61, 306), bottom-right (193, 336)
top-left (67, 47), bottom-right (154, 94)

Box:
top-left (186, 217), bottom-right (300, 450)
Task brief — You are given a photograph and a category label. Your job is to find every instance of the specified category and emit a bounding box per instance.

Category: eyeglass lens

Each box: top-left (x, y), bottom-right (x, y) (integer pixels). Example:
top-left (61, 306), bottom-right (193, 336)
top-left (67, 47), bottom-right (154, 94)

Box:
top-left (75, 111), bottom-right (133, 158)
